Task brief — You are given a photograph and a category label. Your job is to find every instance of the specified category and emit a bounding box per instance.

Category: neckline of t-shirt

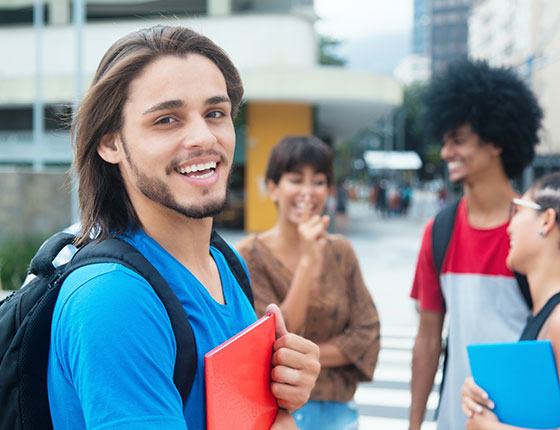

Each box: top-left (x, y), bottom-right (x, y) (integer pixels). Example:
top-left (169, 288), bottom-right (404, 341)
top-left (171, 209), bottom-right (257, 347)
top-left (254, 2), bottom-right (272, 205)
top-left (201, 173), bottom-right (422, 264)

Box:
top-left (124, 228), bottom-right (232, 309)
top-left (459, 198), bottom-right (510, 233)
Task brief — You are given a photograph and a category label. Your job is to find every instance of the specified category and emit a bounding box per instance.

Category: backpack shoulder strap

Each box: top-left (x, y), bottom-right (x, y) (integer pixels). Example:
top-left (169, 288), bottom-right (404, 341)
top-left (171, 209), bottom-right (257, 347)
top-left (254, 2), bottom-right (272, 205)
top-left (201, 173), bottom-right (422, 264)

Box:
top-left (430, 199), bottom-right (459, 419)
top-left (70, 238), bottom-right (195, 404)
top-left (29, 232), bottom-right (75, 278)
top-left (514, 272), bottom-right (533, 309)
top-left (519, 291), bottom-right (560, 340)
top-left (210, 230), bottom-right (254, 308)
top-left (432, 199), bottom-right (460, 277)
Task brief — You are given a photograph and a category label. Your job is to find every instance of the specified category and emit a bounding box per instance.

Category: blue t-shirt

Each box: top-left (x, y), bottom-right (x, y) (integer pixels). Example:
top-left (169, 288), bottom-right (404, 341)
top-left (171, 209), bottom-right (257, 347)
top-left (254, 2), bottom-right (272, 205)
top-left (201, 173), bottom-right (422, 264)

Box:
top-left (47, 229), bottom-right (257, 430)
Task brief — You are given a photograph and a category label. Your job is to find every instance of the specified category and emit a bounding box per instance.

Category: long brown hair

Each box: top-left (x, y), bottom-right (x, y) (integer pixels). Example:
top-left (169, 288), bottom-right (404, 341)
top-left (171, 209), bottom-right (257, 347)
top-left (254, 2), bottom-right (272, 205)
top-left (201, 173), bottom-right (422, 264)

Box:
top-left (73, 25), bottom-right (244, 246)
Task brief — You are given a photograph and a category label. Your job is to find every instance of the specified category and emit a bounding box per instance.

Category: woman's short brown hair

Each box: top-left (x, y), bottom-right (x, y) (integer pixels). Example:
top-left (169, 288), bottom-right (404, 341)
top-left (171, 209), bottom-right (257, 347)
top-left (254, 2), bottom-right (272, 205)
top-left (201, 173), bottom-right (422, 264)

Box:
top-left (265, 135), bottom-right (334, 186)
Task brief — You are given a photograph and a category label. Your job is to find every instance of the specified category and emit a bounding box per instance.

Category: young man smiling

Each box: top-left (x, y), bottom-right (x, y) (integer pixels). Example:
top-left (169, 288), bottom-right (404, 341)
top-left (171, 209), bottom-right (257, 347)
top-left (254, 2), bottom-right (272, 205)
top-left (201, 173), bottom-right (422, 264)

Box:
top-left (408, 60), bottom-right (543, 430)
top-left (47, 26), bottom-right (320, 430)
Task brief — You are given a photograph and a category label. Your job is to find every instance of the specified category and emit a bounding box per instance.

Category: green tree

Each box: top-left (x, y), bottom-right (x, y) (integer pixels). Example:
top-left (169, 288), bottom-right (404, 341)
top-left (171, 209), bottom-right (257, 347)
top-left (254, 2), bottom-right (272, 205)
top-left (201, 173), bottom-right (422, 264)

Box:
top-left (396, 82), bottom-right (442, 179)
top-left (0, 236), bottom-right (44, 290)
top-left (318, 36), bottom-right (346, 66)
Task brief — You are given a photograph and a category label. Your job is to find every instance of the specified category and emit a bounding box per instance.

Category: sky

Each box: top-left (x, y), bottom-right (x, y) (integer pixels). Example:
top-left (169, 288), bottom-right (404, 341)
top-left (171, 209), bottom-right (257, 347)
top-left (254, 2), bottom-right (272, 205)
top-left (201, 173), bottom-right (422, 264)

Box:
top-left (313, 0), bottom-right (414, 75)
top-left (314, 0), bottom-right (413, 43)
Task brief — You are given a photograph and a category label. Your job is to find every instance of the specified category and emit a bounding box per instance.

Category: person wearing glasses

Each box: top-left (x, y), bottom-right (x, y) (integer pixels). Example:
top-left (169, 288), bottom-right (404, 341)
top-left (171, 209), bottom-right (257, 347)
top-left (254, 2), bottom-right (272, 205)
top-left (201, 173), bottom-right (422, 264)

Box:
top-left (408, 59), bottom-right (543, 430)
top-left (460, 171), bottom-right (560, 430)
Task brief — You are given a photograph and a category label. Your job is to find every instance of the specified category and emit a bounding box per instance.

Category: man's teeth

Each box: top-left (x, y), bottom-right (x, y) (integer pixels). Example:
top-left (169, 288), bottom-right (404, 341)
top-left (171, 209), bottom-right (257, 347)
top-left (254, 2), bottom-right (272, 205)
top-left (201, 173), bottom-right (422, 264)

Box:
top-left (191, 171), bottom-right (213, 179)
top-left (177, 161), bottom-right (217, 174)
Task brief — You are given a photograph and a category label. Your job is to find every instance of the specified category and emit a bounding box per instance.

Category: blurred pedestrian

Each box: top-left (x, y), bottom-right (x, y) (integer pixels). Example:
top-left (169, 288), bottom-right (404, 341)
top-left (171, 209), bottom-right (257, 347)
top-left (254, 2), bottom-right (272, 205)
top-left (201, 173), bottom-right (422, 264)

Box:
top-left (237, 135), bottom-right (380, 430)
top-left (335, 178), bottom-right (349, 232)
top-left (376, 181), bottom-right (388, 217)
top-left (461, 171), bottom-right (560, 430)
top-left (409, 59), bottom-right (543, 430)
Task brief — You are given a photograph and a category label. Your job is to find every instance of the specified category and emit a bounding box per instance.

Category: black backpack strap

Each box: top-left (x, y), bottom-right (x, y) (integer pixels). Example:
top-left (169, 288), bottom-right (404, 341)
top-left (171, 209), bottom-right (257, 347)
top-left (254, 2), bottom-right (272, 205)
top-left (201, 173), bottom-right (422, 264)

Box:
top-left (432, 200), bottom-right (460, 277)
top-left (29, 232), bottom-right (75, 278)
top-left (514, 272), bottom-right (533, 309)
top-left (430, 200), bottom-right (459, 419)
top-left (210, 230), bottom-right (254, 308)
top-left (69, 238), bottom-right (195, 404)
top-left (519, 292), bottom-right (560, 340)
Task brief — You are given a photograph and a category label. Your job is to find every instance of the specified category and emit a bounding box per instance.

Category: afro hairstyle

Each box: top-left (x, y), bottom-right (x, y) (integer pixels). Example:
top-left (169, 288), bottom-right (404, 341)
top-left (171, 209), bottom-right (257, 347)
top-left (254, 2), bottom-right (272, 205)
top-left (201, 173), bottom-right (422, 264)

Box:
top-left (422, 59), bottom-right (543, 178)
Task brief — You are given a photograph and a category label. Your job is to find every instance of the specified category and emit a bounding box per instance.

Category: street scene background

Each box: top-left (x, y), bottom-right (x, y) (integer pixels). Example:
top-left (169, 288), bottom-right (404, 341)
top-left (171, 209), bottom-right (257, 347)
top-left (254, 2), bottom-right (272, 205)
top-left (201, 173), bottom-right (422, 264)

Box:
top-left (3, 0), bottom-right (560, 428)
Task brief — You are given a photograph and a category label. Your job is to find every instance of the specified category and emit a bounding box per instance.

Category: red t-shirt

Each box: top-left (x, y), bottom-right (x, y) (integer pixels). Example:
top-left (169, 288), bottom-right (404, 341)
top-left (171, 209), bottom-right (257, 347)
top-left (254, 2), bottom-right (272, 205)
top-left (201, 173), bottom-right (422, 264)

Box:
top-left (410, 198), bottom-right (514, 312)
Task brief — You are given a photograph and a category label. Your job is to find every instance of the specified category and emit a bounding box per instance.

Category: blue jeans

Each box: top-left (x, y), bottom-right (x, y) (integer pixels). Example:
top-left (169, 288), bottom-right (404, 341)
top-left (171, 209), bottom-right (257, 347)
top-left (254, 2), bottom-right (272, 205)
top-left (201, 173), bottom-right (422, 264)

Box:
top-left (293, 400), bottom-right (359, 430)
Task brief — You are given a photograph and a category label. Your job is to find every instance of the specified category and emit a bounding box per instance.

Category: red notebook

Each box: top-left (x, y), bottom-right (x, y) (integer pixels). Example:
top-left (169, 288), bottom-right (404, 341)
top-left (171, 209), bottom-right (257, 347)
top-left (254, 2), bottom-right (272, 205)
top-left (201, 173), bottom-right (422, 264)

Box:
top-left (205, 313), bottom-right (278, 430)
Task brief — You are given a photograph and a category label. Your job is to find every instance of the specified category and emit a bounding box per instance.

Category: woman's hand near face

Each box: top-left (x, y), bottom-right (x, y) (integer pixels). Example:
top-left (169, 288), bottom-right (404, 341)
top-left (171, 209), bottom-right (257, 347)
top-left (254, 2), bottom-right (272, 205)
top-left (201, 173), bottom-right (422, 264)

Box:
top-left (280, 195), bottom-right (330, 333)
top-left (297, 195), bottom-right (330, 275)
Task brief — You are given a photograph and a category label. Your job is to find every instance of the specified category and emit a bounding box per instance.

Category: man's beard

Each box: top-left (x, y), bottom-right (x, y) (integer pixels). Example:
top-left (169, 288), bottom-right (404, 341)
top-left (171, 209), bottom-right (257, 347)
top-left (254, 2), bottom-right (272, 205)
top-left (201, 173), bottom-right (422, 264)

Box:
top-left (135, 169), bottom-right (230, 219)
top-left (122, 137), bottom-right (230, 219)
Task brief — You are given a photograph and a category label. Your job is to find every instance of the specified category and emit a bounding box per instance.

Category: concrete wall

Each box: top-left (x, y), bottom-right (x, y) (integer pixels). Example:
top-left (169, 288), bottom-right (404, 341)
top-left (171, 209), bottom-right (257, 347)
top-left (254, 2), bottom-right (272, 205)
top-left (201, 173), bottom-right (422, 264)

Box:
top-left (0, 169), bottom-right (71, 241)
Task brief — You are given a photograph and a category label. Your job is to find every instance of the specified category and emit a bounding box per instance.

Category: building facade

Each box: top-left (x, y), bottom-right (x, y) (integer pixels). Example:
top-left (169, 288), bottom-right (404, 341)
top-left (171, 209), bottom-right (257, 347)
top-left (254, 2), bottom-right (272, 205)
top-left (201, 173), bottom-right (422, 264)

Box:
top-left (413, 0), bottom-right (431, 56)
top-left (0, 0), bottom-right (401, 236)
top-left (430, 0), bottom-right (471, 76)
top-left (469, 0), bottom-right (560, 159)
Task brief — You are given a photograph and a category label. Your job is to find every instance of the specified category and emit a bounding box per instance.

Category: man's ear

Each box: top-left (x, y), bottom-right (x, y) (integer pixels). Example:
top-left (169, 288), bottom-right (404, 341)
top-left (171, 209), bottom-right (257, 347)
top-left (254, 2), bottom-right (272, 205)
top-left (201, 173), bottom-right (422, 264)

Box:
top-left (97, 133), bottom-right (123, 164)
top-left (488, 142), bottom-right (502, 156)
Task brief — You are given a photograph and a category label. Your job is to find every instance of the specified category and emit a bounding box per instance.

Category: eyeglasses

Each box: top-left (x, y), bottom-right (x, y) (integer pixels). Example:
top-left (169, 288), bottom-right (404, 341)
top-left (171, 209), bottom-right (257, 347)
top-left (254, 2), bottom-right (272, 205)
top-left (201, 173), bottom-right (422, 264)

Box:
top-left (509, 198), bottom-right (544, 218)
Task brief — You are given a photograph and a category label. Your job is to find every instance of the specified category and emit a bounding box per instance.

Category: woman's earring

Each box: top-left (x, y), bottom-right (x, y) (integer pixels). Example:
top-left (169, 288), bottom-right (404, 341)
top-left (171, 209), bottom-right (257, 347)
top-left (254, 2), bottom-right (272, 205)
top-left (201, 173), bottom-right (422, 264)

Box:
top-left (540, 231), bottom-right (544, 237)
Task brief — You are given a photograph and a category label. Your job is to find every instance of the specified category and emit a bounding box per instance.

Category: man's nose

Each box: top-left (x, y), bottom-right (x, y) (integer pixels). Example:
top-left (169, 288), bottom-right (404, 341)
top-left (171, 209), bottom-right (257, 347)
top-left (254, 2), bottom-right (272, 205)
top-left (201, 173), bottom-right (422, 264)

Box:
top-left (182, 116), bottom-right (216, 149)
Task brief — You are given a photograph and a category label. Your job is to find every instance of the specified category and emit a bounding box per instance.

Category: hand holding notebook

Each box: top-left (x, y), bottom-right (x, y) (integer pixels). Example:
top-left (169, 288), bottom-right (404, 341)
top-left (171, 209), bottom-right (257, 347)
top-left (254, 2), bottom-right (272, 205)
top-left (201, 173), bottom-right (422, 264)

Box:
top-left (205, 313), bottom-right (278, 430)
top-left (467, 340), bottom-right (560, 429)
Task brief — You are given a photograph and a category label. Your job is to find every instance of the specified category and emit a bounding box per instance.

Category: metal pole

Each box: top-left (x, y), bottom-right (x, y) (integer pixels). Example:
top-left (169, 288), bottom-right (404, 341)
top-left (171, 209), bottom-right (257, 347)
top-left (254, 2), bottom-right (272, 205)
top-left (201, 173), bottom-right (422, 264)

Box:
top-left (74, 0), bottom-right (84, 100)
top-left (396, 108), bottom-right (406, 152)
top-left (71, 0), bottom-right (85, 224)
top-left (33, 0), bottom-right (45, 171)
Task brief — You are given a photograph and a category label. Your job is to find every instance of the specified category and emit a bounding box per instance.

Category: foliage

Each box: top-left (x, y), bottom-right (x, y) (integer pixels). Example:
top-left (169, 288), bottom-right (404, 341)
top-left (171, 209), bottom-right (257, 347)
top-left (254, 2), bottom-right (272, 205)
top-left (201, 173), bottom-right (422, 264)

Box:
top-left (318, 36), bottom-right (346, 66)
top-left (0, 236), bottom-right (45, 290)
top-left (399, 82), bottom-right (443, 179)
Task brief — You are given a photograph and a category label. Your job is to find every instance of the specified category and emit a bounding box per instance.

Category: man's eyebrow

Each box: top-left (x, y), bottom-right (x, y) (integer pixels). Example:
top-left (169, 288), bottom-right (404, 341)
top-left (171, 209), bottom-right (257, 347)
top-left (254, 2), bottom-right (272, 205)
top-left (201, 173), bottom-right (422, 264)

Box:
top-left (205, 96), bottom-right (231, 106)
top-left (142, 99), bottom-right (184, 116)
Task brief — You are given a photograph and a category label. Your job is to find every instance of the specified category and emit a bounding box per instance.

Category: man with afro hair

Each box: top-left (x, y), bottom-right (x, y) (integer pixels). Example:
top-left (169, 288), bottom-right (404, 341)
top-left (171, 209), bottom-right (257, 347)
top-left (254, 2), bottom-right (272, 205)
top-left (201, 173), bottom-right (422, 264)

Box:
top-left (408, 59), bottom-right (543, 430)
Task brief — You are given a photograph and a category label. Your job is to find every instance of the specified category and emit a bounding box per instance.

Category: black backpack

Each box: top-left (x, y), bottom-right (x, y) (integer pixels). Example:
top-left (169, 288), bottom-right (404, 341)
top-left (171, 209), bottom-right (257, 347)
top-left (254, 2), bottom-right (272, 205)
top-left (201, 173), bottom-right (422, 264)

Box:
top-left (431, 199), bottom-right (532, 415)
top-left (0, 229), bottom-right (253, 430)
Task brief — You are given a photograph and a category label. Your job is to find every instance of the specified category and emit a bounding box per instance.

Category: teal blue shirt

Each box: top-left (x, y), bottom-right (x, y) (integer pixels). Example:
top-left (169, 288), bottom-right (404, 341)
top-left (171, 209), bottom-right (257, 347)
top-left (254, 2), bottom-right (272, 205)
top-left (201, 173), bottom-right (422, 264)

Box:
top-left (47, 229), bottom-right (257, 430)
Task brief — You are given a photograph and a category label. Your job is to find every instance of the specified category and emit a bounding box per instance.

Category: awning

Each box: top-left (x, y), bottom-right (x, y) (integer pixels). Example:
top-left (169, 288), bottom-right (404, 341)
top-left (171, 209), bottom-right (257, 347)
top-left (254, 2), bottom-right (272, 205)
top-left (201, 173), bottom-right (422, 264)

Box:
top-left (364, 150), bottom-right (423, 170)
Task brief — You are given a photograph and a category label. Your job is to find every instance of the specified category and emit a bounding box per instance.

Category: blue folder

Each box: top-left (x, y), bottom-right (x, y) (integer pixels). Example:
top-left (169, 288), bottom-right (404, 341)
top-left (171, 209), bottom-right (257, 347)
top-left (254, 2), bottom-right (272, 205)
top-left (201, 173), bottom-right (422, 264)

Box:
top-left (467, 340), bottom-right (560, 429)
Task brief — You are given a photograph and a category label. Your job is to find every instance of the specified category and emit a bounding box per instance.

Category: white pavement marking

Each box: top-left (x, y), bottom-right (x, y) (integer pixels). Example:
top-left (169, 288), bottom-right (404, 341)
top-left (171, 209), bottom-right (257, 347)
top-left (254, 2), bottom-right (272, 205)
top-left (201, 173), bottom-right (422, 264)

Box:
top-left (359, 415), bottom-right (437, 430)
top-left (355, 386), bottom-right (439, 410)
top-left (356, 320), bottom-right (440, 427)
top-left (382, 337), bottom-right (415, 350)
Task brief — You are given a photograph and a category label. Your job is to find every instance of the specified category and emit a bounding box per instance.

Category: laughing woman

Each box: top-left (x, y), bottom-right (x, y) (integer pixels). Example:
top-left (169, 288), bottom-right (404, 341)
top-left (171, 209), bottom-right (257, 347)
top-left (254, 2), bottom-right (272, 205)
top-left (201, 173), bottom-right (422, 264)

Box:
top-left (236, 135), bottom-right (380, 430)
top-left (461, 171), bottom-right (560, 430)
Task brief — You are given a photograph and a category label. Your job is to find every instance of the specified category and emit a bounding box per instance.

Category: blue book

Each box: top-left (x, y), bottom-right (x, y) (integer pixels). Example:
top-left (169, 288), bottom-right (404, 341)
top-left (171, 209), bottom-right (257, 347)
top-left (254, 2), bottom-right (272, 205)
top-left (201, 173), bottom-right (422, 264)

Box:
top-left (467, 340), bottom-right (560, 429)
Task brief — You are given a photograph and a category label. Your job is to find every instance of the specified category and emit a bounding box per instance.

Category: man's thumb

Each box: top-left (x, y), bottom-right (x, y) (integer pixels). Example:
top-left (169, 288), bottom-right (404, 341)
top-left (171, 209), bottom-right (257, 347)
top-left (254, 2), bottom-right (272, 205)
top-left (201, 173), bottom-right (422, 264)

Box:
top-left (266, 303), bottom-right (289, 337)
